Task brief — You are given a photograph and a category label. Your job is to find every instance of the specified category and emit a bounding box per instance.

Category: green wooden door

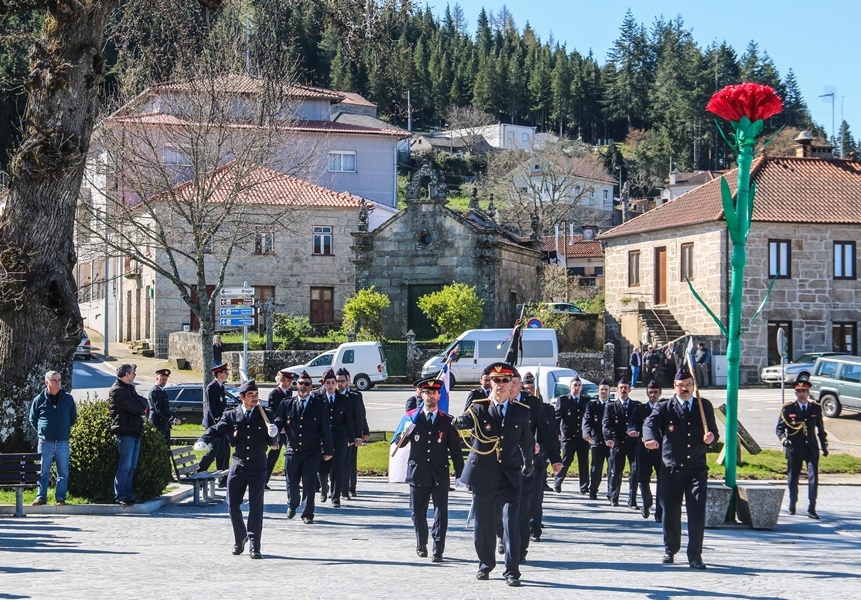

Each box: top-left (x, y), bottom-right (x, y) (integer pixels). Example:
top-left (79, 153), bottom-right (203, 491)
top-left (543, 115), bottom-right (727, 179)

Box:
top-left (408, 284), bottom-right (442, 340)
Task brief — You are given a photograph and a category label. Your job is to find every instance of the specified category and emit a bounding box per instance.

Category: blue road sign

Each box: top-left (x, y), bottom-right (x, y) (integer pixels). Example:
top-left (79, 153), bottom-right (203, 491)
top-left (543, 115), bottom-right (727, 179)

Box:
top-left (220, 317), bottom-right (255, 327)
top-left (526, 318), bottom-right (543, 329)
top-left (219, 307), bottom-right (255, 317)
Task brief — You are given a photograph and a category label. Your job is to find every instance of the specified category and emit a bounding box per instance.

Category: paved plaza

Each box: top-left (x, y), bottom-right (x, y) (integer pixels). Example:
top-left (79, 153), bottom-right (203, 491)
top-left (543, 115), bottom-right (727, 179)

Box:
top-left (2, 477), bottom-right (860, 599)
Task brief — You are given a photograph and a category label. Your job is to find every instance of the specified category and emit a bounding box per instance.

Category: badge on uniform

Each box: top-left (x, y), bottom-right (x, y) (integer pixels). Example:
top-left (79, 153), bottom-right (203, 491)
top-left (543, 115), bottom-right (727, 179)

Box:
top-left (668, 423), bottom-right (675, 433)
top-left (438, 432), bottom-right (444, 443)
top-left (414, 434), bottom-right (420, 442)
top-left (287, 419), bottom-right (292, 425)
top-left (789, 414), bottom-right (796, 420)
top-left (484, 422), bottom-right (492, 432)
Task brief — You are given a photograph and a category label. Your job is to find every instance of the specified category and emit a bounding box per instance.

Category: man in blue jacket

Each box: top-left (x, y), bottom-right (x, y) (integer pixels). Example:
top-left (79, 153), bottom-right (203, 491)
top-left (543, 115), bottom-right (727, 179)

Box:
top-left (29, 370), bottom-right (78, 506)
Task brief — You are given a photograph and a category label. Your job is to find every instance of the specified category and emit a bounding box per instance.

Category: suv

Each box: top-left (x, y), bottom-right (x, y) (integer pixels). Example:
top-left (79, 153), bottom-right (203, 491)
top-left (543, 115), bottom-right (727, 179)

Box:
top-left (74, 335), bottom-right (92, 360)
top-left (809, 354), bottom-right (861, 418)
top-left (162, 383), bottom-right (241, 424)
top-left (545, 302), bottom-right (585, 315)
top-left (760, 352), bottom-right (847, 386)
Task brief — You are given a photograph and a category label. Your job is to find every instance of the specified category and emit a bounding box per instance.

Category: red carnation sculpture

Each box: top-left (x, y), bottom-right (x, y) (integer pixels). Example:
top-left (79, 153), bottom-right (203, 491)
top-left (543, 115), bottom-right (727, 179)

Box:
top-left (706, 82), bottom-right (783, 123)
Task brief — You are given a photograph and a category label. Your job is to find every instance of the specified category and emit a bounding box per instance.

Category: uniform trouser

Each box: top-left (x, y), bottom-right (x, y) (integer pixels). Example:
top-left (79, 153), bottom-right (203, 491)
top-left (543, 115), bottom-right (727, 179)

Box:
top-left (155, 424), bottom-right (171, 446)
top-left (787, 451), bottom-right (819, 511)
top-left (517, 461), bottom-right (542, 559)
top-left (660, 464), bottom-right (708, 562)
top-left (589, 444), bottom-right (610, 497)
top-left (608, 443), bottom-right (639, 505)
top-left (200, 437), bottom-right (230, 475)
top-left (265, 434), bottom-right (285, 484)
top-left (319, 439), bottom-right (347, 500)
top-left (286, 449), bottom-right (323, 518)
top-left (346, 445), bottom-right (359, 493)
top-left (637, 447), bottom-right (663, 518)
top-left (226, 461), bottom-right (266, 552)
top-left (473, 473), bottom-right (522, 579)
top-left (410, 482), bottom-right (449, 555)
top-left (555, 438), bottom-right (590, 493)
top-left (529, 455), bottom-right (549, 539)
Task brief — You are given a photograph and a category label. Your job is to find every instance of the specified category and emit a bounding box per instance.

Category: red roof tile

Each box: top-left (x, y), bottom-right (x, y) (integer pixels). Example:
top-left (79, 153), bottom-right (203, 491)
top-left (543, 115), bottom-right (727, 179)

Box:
top-left (540, 235), bottom-right (603, 258)
top-left (600, 156), bottom-right (861, 239)
top-left (668, 170), bottom-right (724, 186)
top-left (530, 156), bottom-right (616, 184)
top-left (151, 74), bottom-right (344, 102)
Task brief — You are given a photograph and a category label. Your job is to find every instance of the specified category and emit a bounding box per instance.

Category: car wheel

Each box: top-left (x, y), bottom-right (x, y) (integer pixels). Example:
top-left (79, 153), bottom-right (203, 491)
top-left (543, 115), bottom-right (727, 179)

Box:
top-left (820, 394), bottom-right (841, 418)
top-left (354, 375), bottom-right (371, 391)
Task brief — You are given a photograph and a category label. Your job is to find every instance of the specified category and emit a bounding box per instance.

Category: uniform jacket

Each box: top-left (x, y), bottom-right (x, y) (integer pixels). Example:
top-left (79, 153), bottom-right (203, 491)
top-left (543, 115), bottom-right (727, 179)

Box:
top-left (519, 392), bottom-right (561, 464)
top-left (628, 401), bottom-right (660, 456)
top-left (455, 398), bottom-right (534, 492)
top-left (555, 394), bottom-right (588, 442)
top-left (346, 389), bottom-right (369, 438)
top-left (603, 398), bottom-right (641, 447)
top-left (582, 399), bottom-right (608, 447)
top-left (29, 389), bottom-right (78, 441)
top-left (108, 379), bottom-right (148, 437)
top-left (643, 394), bottom-right (720, 469)
top-left (405, 394), bottom-right (422, 413)
top-left (274, 394), bottom-right (334, 456)
top-left (776, 401), bottom-right (827, 460)
top-left (403, 409), bottom-right (464, 487)
top-left (203, 380), bottom-right (227, 429)
top-left (267, 386), bottom-right (293, 419)
top-left (464, 387), bottom-right (490, 410)
top-left (148, 385), bottom-right (177, 431)
top-left (201, 404), bottom-right (277, 467)
top-left (315, 389), bottom-right (355, 442)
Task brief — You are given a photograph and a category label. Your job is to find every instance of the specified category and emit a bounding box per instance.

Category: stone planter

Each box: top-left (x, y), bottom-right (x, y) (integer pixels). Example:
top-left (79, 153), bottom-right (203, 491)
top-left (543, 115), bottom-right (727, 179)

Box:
top-left (705, 482), bottom-right (734, 528)
top-left (736, 482), bottom-right (785, 529)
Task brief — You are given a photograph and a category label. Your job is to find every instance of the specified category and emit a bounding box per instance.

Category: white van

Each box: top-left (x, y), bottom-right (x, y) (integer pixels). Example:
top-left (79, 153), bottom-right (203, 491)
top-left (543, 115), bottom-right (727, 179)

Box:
top-left (284, 342), bottom-right (388, 390)
top-left (421, 328), bottom-right (558, 388)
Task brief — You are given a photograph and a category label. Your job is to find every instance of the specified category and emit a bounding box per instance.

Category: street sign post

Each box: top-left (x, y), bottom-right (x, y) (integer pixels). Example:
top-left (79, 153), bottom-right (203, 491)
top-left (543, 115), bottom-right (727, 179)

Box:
top-left (220, 317), bottom-right (255, 327)
top-left (220, 297), bottom-right (254, 307)
top-left (221, 287), bottom-right (255, 297)
top-left (219, 307), bottom-right (255, 317)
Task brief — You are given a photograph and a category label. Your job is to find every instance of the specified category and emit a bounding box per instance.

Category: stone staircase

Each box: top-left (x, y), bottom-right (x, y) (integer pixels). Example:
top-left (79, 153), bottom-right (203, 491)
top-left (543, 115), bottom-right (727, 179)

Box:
top-left (128, 340), bottom-right (155, 358)
top-left (639, 307), bottom-right (686, 348)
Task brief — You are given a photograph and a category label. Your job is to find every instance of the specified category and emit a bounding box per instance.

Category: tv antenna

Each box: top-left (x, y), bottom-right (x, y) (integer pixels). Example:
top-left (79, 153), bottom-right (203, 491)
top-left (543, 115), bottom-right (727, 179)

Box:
top-left (820, 86), bottom-right (836, 150)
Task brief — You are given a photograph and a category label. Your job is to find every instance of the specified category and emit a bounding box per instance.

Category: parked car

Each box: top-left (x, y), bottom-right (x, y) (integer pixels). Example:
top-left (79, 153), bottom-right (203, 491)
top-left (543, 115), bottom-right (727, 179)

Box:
top-left (545, 302), bottom-right (585, 314)
top-left (760, 352), bottom-right (848, 386)
top-left (809, 354), bottom-right (861, 418)
top-left (162, 383), bottom-right (241, 424)
top-left (74, 335), bottom-right (92, 360)
top-left (283, 342), bottom-right (388, 391)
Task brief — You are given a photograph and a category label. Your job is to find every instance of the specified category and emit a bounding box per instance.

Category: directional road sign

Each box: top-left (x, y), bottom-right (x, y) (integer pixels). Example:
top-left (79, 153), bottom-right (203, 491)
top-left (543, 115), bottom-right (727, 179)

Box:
top-left (219, 307), bottom-right (255, 317)
top-left (221, 287), bottom-right (255, 297)
top-left (220, 317), bottom-right (255, 327)
top-left (220, 297), bottom-right (254, 307)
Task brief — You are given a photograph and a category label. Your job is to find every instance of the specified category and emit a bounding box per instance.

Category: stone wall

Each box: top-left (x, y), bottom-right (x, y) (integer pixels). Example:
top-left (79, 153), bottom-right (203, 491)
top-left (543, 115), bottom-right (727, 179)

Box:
top-left (558, 343), bottom-right (614, 383)
top-left (557, 314), bottom-right (604, 351)
top-left (168, 331), bottom-right (204, 373)
top-left (222, 350), bottom-right (323, 383)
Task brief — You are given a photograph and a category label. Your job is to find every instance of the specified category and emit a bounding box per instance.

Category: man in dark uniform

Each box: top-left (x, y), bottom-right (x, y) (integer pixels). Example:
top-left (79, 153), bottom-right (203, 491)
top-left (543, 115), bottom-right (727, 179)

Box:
top-left (148, 368), bottom-right (180, 445)
top-left (265, 369), bottom-right (295, 487)
top-left (405, 382), bottom-right (423, 412)
top-left (776, 374), bottom-right (828, 519)
top-left (453, 362), bottom-right (534, 587)
top-left (644, 366), bottom-right (719, 570)
top-left (200, 364), bottom-right (231, 486)
top-left (603, 377), bottom-right (640, 508)
top-left (395, 378), bottom-right (464, 562)
top-left (317, 368), bottom-right (355, 507)
top-left (465, 373), bottom-right (493, 410)
top-left (274, 370), bottom-right (333, 524)
top-left (554, 374), bottom-right (590, 494)
top-left (338, 368), bottom-right (369, 498)
top-left (583, 378), bottom-right (612, 500)
top-left (530, 396), bottom-right (558, 542)
top-left (628, 380), bottom-right (664, 521)
top-left (195, 380), bottom-right (278, 559)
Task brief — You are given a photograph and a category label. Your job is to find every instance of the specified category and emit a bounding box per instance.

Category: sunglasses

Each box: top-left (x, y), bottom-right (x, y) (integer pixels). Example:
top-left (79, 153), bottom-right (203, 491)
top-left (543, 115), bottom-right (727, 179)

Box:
top-left (297, 381), bottom-right (311, 386)
top-left (491, 377), bottom-right (512, 383)
top-left (336, 379), bottom-right (348, 383)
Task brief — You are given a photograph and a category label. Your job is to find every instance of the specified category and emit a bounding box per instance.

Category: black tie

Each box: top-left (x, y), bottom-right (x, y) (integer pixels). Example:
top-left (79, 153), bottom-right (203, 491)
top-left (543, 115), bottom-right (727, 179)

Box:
top-left (492, 403), bottom-right (503, 424)
top-left (426, 412), bottom-right (433, 426)
top-left (683, 402), bottom-right (690, 419)
top-left (801, 405), bottom-right (807, 418)
top-left (245, 409), bottom-right (252, 420)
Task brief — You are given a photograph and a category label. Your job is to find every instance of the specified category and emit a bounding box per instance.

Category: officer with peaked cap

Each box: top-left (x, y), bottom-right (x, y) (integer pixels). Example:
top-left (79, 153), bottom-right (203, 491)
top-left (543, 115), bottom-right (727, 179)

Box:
top-left (628, 379), bottom-right (664, 521)
top-left (776, 373), bottom-right (828, 519)
top-left (200, 364), bottom-right (231, 485)
top-left (196, 380), bottom-right (278, 558)
top-left (583, 378), bottom-right (612, 499)
top-left (317, 367), bottom-right (355, 507)
top-left (644, 366), bottom-right (719, 570)
top-left (603, 376), bottom-right (641, 508)
top-left (148, 368), bottom-right (180, 444)
top-left (554, 373), bottom-right (591, 494)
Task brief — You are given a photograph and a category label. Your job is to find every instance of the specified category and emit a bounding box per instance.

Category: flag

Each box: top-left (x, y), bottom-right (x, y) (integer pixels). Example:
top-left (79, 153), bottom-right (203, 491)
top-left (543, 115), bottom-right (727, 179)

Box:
top-left (389, 407), bottom-right (421, 483)
top-left (439, 362), bottom-right (450, 414)
top-left (503, 322), bottom-right (523, 366)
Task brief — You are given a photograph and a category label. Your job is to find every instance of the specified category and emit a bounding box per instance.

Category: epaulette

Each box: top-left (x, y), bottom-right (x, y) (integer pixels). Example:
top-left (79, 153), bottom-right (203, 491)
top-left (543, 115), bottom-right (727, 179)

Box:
top-left (782, 401), bottom-right (795, 408)
top-left (511, 399), bottom-right (529, 408)
top-left (810, 401), bottom-right (821, 407)
top-left (472, 398), bottom-right (490, 404)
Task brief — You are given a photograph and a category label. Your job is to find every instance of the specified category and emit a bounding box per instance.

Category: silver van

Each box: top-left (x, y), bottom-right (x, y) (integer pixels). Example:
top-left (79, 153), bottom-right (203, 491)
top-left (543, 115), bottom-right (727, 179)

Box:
top-left (809, 354), bottom-right (861, 418)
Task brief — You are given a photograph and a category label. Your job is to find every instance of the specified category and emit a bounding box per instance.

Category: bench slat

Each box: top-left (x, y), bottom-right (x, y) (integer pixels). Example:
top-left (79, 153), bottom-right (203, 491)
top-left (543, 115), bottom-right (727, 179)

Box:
top-left (0, 464), bottom-right (41, 473)
top-left (0, 453), bottom-right (41, 462)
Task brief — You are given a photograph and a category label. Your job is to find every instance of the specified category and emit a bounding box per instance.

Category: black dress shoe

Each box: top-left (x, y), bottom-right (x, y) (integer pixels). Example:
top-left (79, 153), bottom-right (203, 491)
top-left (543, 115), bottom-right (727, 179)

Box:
top-left (264, 484), bottom-right (271, 490)
top-left (232, 536), bottom-right (248, 555)
top-left (302, 516), bottom-right (314, 524)
top-left (662, 553), bottom-right (674, 564)
top-left (629, 504), bottom-right (640, 510)
top-left (589, 494), bottom-right (598, 500)
top-left (543, 483), bottom-right (553, 492)
top-left (342, 492), bottom-right (351, 500)
top-left (655, 514), bottom-right (663, 523)
top-left (580, 489), bottom-right (588, 495)
top-left (250, 550), bottom-right (263, 559)
top-left (476, 570), bottom-right (489, 581)
top-left (529, 534), bottom-right (541, 542)
top-left (320, 494), bottom-right (327, 503)
top-left (788, 507), bottom-right (796, 515)
top-left (808, 510), bottom-right (820, 520)
top-left (553, 484), bottom-right (562, 493)
top-left (505, 576), bottom-right (521, 587)
top-left (497, 541), bottom-right (505, 555)
top-left (689, 559), bottom-right (707, 570)
top-left (332, 498), bottom-right (341, 508)
top-left (611, 500), bottom-right (619, 507)
top-left (642, 506), bottom-right (650, 519)
top-left (431, 554), bottom-right (443, 563)
top-left (416, 546), bottom-right (428, 557)
top-left (287, 507), bottom-right (296, 519)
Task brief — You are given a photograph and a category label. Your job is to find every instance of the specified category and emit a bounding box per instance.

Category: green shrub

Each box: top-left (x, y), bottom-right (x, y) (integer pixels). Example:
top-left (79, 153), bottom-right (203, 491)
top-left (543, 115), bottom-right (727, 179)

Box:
top-left (343, 286), bottom-right (391, 341)
top-left (417, 282), bottom-right (484, 336)
top-left (68, 400), bottom-right (172, 503)
top-left (272, 313), bottom-right (312, 345)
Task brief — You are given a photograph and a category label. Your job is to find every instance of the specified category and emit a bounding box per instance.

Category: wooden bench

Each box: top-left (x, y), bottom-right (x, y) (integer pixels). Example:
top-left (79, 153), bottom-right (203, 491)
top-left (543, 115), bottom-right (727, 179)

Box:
top-left (170, 446), bottom-right (228, 506)
top-left (0, 453), bottom-right (41, 517)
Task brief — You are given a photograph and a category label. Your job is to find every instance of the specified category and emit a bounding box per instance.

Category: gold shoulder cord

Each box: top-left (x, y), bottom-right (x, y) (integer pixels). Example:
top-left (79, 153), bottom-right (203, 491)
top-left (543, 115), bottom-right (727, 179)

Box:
top-left (778, 409), bottom-right (807, 438)
top-left (458, 406), bottom-right (501, 460)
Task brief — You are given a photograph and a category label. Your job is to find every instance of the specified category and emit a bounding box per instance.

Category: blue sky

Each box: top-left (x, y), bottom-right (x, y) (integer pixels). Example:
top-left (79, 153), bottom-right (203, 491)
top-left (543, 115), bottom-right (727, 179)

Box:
top-left (434, 1), bottom-right (858, 143)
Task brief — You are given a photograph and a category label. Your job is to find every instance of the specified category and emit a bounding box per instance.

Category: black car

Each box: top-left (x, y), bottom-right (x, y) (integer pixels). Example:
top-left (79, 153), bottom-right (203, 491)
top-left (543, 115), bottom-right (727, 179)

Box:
top-left (162, 383), bottom-right (241, 424)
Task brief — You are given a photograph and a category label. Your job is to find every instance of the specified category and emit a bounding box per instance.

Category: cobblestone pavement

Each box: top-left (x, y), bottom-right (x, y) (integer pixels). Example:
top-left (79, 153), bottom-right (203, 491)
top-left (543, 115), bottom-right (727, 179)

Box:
top-left (3, 478), bottom-right (859, 599)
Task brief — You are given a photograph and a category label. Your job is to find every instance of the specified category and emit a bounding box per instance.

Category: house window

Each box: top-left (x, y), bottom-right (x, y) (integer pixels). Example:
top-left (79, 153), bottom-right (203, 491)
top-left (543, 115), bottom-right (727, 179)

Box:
top-left (328, 151), bottom-right (356, 172)
top-left (163, 146), bottom-right (191, 166)
top-left (254, 227), bottom-right (275, 255)
top-left (310, 287), bottom-right (334, 324)
top-left (589, 188), bottom-right (595, 198)
top-left (507, 131), bottom-right (515, 140)
top-left (768, 240), bottom-right (791, 278)
top-left (833, 322), bottom-right (857, 354)
top-left (628, 250), bottom-right (641, 287)
top-left (313, 226), bottom-right (333, 255)
top-left (680, 243), bottom-right (694, 281)
top-left (834, 241), bottom-right (856, 279)
top-left (521, 133), bottom-right (529, 142)
top-left (603, 189), bottom-right (609, 200)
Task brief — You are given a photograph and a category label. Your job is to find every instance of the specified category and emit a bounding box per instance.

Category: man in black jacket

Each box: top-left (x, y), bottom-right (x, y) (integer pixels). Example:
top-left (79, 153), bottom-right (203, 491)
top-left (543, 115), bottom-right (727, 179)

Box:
top-left (338, 368), bottom-right (369, 498)
top-left (148, 368), bottom-right (180, 445)
top-left (265, 368), bottom-right (295, 487)
top-left (583, 379), bottom-right (612, 500)
top-left (453, 362), bottom-right (534, 587)
top-left (108, 363), bottom-right (148, 506)
top-left (196, 380), bottom-right (278, 559)
top-left (396, 378), bottom-right (464, 562)
top-left (553, 374), bottom-right (590, 494)
top-left (274, 370), bottom-right (333, 524)
top-left (317, 368), bottom-right (355, 507)
top-left (200, 364), bottom-right (230, 486)
top-left (465, 373), bottom-right (493, 410)
top-left (628, 380), bottom-right (664, 521)
top-left (602, 377), bottom-right (640, 508)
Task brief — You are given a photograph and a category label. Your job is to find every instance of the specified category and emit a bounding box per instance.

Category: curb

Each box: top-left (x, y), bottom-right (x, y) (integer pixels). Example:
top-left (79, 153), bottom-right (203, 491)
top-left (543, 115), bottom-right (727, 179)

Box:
top-left (0, 485), bottom-right (194, 516)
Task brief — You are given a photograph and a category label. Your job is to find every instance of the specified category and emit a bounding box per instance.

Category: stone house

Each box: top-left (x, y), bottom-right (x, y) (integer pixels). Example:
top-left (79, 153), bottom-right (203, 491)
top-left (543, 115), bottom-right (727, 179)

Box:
top-left (352, 164), bottom-right (543, 339)
top-left (541, 231), bottom-right (604, 288)
top-left (599, 141), bottom-right (861, 384)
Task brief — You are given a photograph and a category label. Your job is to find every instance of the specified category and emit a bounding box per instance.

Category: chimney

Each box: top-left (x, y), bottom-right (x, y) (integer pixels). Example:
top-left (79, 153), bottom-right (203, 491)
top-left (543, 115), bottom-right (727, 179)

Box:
top-left (794, 131), bottom-right (814, 158)
top-left (570, 222), bottom-right (575, 244)
top-left (669, 169), bottom-right (678, 185)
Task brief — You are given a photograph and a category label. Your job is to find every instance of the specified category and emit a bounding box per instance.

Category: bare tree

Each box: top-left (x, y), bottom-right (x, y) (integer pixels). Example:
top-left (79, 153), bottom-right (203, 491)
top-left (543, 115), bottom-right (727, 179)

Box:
top-left (444, 104), bottom-right (495, 154)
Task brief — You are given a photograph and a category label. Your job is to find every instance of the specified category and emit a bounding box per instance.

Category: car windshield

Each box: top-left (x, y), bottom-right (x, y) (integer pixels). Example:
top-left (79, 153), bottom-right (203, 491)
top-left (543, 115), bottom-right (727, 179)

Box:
top-left (793, 354), bottom-right (818, 364)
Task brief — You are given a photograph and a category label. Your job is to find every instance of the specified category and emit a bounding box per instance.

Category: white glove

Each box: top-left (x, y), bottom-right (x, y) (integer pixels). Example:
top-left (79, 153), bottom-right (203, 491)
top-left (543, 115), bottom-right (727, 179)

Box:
top-left (267, 424), bottom-right (278, 437)
top-left (193, 441), bottom-right (207, 451)
top-left (403, 422), bottom-right (415, 435)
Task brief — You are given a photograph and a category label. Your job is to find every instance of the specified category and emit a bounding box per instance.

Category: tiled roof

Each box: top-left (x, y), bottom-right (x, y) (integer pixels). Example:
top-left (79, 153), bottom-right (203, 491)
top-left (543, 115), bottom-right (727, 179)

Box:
top-left (541, 235), bottom-right (603, 258)
top-left (600, 156), bottom-right (861, 239)
top-left (530, 156), bottom-right (617, 184)
top-left (151, 74), bottom-right (344, 102)
top-left (668, 170), bottom-right (724, 186)
top-left (332, 113), bottom-right (407, 132)
top-left (153, 162), bottom-right (367, 208)
top-left (334, 91), bottom-right (377, 108)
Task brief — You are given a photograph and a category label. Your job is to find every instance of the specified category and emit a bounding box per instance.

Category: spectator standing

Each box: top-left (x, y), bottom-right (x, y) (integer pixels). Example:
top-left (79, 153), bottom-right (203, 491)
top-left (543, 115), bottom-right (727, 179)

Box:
top-left (148, 368), bottom-right (180, 445)
top-left (212, 334), bottom-right (223, 366)
top-left (695, 343), bottom-right (711, 388)
top-left (643, 345), bottom-right (664, 385)
top-left (629, 346), bottom-right (642, 388)
top-left (664, 342), bottom-right (682, 387)
top-left (109, 363), bottom-right (148, 506)
top-left (28, 371), bottom-right (78, 506)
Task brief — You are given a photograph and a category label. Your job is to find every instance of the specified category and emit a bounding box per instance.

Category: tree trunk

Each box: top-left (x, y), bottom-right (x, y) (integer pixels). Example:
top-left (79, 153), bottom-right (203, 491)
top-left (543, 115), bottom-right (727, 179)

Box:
top-left (0, 2), bottom-right (113, 451)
